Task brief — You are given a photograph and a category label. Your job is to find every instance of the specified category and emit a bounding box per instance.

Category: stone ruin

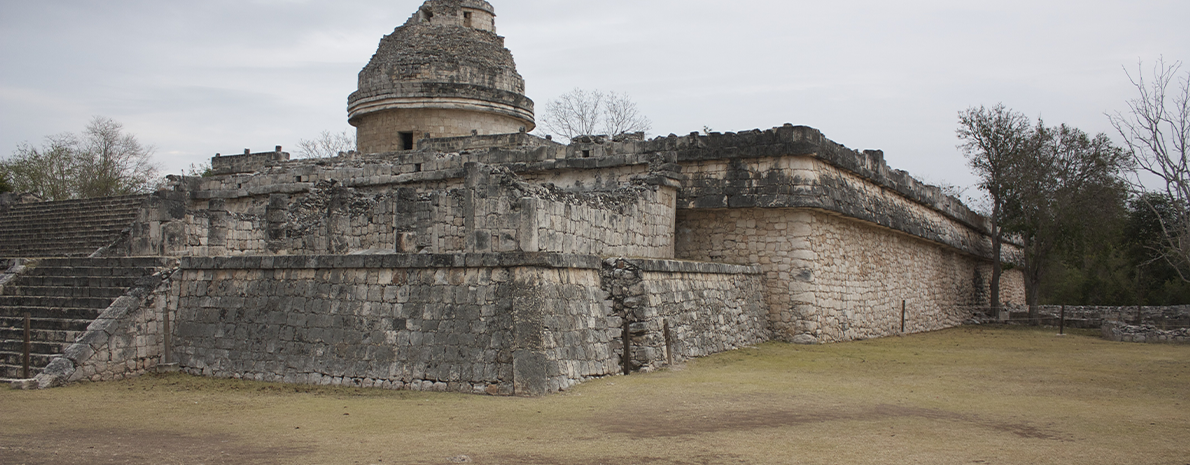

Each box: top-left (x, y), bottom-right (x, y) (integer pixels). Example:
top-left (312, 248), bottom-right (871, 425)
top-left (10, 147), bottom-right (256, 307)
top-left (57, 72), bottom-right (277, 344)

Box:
top-left (1, 0), bottom-right (1028, 393)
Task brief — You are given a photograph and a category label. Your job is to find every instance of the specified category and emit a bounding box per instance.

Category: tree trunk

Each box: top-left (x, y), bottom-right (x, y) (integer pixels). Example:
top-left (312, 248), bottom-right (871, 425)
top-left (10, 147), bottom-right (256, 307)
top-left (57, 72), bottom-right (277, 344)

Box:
top-left (990, 204), bottom-right (1002, 314)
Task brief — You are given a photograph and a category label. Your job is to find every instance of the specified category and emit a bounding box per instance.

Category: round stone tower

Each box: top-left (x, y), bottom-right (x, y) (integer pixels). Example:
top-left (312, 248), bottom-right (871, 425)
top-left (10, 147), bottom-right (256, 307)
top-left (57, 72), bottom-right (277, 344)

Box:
top-left (348, 0), bottom-right (535, 154)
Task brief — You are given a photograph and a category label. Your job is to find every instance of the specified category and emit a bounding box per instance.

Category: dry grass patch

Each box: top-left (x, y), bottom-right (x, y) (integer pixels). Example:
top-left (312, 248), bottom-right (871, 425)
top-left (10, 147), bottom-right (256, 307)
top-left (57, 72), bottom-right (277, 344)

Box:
top-left (2, 325), bottom-right (1187, 464)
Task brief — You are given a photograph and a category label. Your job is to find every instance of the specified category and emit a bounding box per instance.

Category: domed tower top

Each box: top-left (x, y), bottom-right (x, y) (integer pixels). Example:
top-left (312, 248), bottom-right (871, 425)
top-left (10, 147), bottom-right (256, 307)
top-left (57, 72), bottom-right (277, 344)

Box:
top-left (348, 0), bottom-right (535, 154)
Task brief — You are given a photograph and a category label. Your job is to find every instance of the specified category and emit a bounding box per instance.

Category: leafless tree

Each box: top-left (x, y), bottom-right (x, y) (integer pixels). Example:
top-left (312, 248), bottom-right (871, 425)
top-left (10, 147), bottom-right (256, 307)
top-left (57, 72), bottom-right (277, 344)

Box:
top-left (1109, 58), bottom-right (1190, 281)
top-left (603, 91), bottom-right (652, 138)
top-left (539, 88), bottom-right (651, 141)
top-left (296, 130), bottom-right (356, 159)
top-left (76, 117), bottom-right (159, 199)
top-left (1, 117), bottom-right (158, 201)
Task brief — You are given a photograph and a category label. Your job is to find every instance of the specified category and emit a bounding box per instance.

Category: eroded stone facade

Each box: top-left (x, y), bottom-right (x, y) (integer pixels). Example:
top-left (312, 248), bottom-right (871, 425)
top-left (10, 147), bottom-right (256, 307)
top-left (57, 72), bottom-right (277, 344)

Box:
top-left (8, 0), bottom-right (1029, 392)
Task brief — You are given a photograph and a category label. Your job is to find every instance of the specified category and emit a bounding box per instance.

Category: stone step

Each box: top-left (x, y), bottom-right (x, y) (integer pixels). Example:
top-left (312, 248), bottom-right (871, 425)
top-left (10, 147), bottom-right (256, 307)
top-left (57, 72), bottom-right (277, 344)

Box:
top-left (0, 213), bottom-right (140, 227)
top-left (0, 216), bottom-right (137, 226)
top-left (4, 275), bottom-right (141, 289)
top-left (0, 228), bottom-right (131, 239)
top-left (0, 351), bottom-right (57, 368)
top-left (0, 361), bottom-right (49, 380)
top-left (0, 227), bottom-right (135, 239)
top-left (0, 295), bottom-right (114, 309)
top-left (0, 306), bottom-right (105, 321)
top-left (3, 201), bottom-right (144, 214)
top-left (0, 338), bottom-right (69, 355)
top-left (23, 266), bottom-right (164, 278)
top-left (31, 257), bottom-right (172, 269)
top-left (0, 230), bottom-right (133, 241)
top-left (3, 286), bottom-right (128, 298)
top-left (0, 316), bottom-right (93, 332)
top-left (0, 327), bottom-right (84, 344)
top-left (1, 195), bottom-right (147, 213)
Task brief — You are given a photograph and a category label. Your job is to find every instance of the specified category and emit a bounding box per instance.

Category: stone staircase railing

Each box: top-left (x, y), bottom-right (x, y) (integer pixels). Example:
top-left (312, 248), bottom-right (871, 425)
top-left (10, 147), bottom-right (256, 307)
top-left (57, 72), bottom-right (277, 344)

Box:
top-left (0, 257), bottom-right (173, 382)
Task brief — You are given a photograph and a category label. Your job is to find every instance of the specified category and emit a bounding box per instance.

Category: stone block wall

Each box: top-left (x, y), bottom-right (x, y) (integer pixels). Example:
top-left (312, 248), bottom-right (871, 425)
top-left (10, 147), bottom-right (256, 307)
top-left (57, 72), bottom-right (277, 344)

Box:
top-left (161, 253), bottom-right (774, 395)
top-left (151, 163), bottom-right (677, 261)
top-left (804, 211), bottom-right (1021, 342)
top-left (1029, 305), bottom-right (1190, 328)
top-left (170, 253), bottom-right (617, 395)
top-left (355, 109), bottom-right (531, 154)
top-left (527, 186), bottom-right (676, 258)
top-left (1102, 321), bottom-right (1190, 344)
top-left (603, 259), bottom-right (769, 372)
top-left (677, 208), bottom-right (1021, 343)
top-left (210, 150), bottom-right (290, 176)
top-left (676, 155), bottom-right (1012, 261)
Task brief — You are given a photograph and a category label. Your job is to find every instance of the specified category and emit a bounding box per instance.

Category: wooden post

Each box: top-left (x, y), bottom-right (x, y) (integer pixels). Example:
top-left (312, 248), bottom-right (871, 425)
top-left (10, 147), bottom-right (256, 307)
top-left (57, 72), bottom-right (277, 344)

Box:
top-left (622, 318), bottom-right (632, 375)
top-left (23, 313), bottom-right (32, 379)
top-left (663, 319), bottom-right (675, 366)
top-left (163, 310), bottom-right (172, 365)
top-left (1059, 305), bottom-right (1066, 335)
top-left (900, 300), bottom-right (907, 333)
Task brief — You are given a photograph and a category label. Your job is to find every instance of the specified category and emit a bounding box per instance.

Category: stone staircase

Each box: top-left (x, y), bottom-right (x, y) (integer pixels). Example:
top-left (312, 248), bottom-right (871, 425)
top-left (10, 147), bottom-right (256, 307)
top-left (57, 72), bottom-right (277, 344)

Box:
top-left (0, 195), bottom-right (148, 258)
top-left (0, 257), bottom-right (171, 382)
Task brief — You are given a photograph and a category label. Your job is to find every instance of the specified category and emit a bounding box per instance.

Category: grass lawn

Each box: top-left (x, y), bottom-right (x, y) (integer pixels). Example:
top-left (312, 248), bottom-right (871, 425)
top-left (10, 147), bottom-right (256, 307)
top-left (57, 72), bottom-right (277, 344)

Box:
top-left (1, 325), bottom-right (1187, 464)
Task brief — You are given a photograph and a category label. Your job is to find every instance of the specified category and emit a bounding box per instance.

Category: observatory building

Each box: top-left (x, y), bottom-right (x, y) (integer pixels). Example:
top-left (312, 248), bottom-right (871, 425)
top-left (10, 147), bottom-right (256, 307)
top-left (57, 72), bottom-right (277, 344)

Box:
top-left (1, 0), bottom-right (1023, 394)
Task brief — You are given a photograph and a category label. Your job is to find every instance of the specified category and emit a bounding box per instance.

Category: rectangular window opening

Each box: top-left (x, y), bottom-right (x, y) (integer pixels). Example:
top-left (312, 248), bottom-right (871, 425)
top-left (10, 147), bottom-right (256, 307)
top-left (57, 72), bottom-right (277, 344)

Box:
top-left (400, 132), bottom-right (415, 151)
top-left (464, 11), bottom-right (473, 27)
top-left (582, 149), bottom-right (591, 158)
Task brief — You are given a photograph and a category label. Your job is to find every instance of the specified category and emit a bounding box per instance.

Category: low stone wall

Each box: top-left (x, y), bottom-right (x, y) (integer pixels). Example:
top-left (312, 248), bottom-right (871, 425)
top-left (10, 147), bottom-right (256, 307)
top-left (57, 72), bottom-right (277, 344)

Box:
top-left (1030, 305), bottom-right (1190, 329)
top-left (210, 150), bottom-right (290, 176)
top-left (630, 260), bottom-right (769, 371)
top-left (166, 253), bottom-right (771, 395)
top-left (1102, 321), bottom-right (1190, 344)
top-left (172, 253), bottom-right (615, 396)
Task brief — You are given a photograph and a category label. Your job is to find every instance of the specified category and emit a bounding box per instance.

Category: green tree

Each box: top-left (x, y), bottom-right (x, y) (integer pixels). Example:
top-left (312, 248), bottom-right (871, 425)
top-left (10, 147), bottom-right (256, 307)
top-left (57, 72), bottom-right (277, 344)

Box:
top-left (1, 117), bottom-right (159, 201)
top-left (1124, 193), bottom-right (1190, 304)
top-left (0, 167), bottom-right (11, 193)
top-left (957, 104), bottom-right (1035, 310)
top-left (1015, 124), bottom-right (1131, 311)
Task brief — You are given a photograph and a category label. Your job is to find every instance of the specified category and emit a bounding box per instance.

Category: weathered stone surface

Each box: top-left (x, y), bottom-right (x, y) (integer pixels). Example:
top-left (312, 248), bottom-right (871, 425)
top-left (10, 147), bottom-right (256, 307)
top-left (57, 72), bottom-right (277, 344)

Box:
top-left (1102, 320), bottom-right (1190, 344)
top-left (0, 0), bottom-right (1037, 395)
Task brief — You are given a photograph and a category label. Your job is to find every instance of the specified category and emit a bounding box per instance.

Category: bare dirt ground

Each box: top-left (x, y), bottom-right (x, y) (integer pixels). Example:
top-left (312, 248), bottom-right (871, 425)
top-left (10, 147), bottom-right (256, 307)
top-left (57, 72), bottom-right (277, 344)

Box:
top-left (2, 325), bottom-right (1188, 465)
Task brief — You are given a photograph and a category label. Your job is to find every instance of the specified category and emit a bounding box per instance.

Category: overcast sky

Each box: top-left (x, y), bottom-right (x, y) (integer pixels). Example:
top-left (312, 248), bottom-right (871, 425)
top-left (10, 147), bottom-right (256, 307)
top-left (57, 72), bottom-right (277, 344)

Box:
top-left (2, 0), bottom-right (1187, 197)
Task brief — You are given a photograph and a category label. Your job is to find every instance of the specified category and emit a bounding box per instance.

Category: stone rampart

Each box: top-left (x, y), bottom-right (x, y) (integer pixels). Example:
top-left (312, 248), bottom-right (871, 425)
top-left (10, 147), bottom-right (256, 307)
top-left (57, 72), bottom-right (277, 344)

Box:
top-left (167, 253), bottom-right (771, 395)
top-left (172, 253), bottom-right (611, 396)
top-left (676, 208), bottom-right (1021, 342)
